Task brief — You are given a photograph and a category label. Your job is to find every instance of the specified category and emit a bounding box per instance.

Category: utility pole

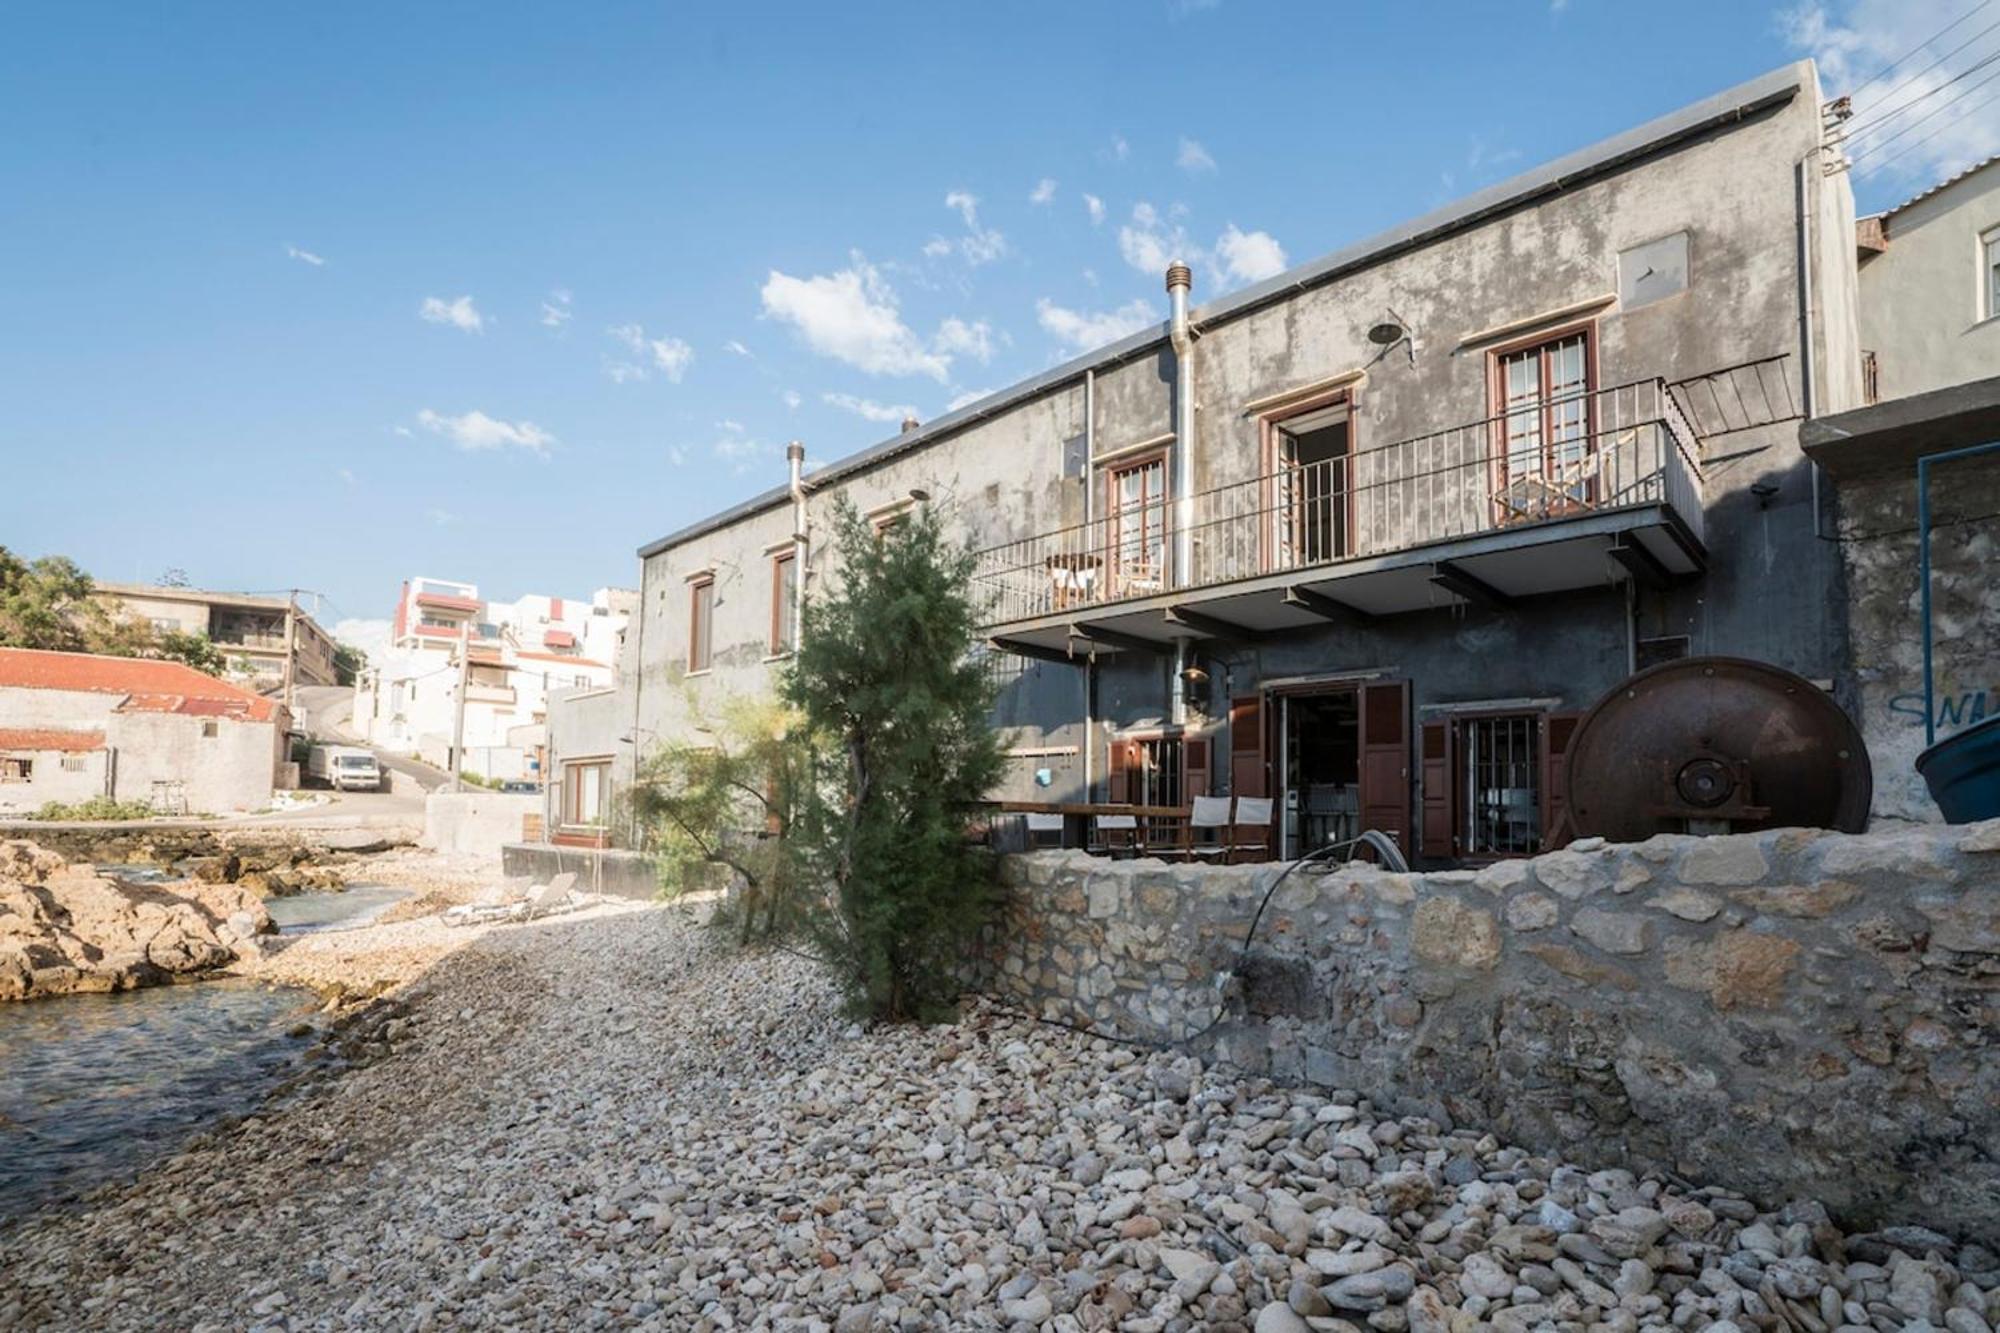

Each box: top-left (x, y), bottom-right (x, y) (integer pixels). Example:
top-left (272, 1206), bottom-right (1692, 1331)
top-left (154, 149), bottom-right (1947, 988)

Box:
top-left (450, 621), bottom-right (470, 792)
top-left (281, 590), bottom-right (299, 719)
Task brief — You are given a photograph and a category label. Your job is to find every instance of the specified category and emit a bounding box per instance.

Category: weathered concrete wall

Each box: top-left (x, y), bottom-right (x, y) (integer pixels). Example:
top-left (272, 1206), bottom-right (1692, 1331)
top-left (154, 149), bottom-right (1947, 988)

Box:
top-left (1859, 161), bottom-right (2000, 403)
top-left (500, 842), bottom-right (659, 900)
top-left (981, 823), bottom-right (2000, 1239)
top-left (1838, 458), bottom-right (2000, 820)
top-left (0, 748), bottom-right (108, 814)
top-left (423, 792), bottom-right (538, 858)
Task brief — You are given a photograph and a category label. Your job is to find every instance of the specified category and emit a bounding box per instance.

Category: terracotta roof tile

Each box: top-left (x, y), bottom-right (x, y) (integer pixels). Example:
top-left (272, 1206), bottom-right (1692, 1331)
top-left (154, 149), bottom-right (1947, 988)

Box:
top-left (0, 728), bottom-right (106, 753)
top-left (0, 648), bottom-right (280, 723)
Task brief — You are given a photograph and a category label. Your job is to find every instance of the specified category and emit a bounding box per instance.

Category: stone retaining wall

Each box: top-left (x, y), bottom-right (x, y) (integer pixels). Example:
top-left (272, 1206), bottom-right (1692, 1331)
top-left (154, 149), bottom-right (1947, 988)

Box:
top-left (980, 822), bottom-right (2000, 1241)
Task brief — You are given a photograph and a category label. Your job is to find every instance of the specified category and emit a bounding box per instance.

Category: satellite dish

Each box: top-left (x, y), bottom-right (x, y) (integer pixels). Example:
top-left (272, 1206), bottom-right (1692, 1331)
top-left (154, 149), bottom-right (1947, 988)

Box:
top-left (1564, 656), bottom-right (1871, 841)
top-left (1367, 321), bottom-right (1405, 346)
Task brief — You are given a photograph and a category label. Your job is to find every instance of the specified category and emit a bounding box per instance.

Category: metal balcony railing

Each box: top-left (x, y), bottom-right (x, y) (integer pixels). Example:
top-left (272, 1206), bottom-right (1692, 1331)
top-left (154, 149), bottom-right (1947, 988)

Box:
top-left (973, 377), bottom-right (1704, 626)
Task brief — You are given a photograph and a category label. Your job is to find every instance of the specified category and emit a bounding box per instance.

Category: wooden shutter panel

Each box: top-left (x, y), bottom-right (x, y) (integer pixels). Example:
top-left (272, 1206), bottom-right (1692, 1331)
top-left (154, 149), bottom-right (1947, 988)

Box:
top-left (1541, 711), bottom-right (1583, 852)
top-left (1419, 720), bottom-right (1454, 860)
top-left (1183, 736), bottom-right (1211, 802)
top-left (1359, 680), bottom-right (1411, 853)
top-left (1228, 695), bottom-right (1266, 798)
top-left (1107, 737), bottom-right (1132, 804)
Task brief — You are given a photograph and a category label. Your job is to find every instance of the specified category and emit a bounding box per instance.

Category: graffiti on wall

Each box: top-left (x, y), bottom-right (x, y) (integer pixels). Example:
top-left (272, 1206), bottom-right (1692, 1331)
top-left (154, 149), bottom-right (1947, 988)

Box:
top-left (1887, 687), bottom-right (1997, 731)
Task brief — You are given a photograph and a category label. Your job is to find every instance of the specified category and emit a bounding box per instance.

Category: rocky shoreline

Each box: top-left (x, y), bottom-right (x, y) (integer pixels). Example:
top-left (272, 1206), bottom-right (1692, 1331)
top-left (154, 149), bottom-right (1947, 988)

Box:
top-left (0, 840), bottom-right (273, 1002)
top-left (1, 903), bottom-right (1993, 1332)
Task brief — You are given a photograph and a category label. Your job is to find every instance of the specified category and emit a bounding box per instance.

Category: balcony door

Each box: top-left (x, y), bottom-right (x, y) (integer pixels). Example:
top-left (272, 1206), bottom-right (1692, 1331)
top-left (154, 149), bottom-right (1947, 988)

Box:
top-left (1104, 453), bottom-right (1167, 597)
top-left (1270, 402), bottom-right (1352, 570)
top-left (1493, 328), bottom-right (1597, 522)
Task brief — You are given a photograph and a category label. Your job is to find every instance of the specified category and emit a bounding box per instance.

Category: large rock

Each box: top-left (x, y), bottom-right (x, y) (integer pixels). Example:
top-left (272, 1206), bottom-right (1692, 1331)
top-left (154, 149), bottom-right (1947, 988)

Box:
top-left (0, 841), bottom-right (270, 1001)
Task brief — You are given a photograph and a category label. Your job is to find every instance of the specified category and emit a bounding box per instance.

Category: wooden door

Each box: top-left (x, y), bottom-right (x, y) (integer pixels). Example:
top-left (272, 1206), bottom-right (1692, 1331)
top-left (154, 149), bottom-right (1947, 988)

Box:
top-left (1228, 695), bottom-right (1266, 798)
top-left (1540, 711), bottom-right (1583, 851)
top-left (1358, 680), bottom-right (1411, 853)
top-left (1419, 719), bottom-right (1454, 860)
top-left (1107, 736), bottom-right (1133, 803)
top-left (1182, 736), bottom-right (1211, 803)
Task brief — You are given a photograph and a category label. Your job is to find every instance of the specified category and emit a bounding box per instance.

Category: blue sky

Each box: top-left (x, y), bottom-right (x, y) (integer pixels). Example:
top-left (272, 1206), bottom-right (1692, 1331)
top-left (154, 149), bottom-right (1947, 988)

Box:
top-left (3, 0), bottom-right (1994, 653)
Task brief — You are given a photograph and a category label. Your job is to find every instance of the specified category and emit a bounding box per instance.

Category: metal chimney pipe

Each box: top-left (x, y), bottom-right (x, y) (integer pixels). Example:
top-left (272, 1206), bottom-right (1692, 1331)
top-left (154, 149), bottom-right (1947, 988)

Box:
top-left (1166, 262), bottom-right (1195, 727)
top-left (787, 441), bottom-right (809, 642)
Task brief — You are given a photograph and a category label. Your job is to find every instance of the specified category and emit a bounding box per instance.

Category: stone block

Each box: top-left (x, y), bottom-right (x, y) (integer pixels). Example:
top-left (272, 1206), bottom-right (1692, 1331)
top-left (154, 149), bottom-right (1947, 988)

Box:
top-left (1677, 838), bottom-right (1771, 886)
top-left (1412, 898), bottom-right (1501, 970)
top-left (1960, 819), bottom-right (2000, 854)
top-left (1570, 907), bottom-right (1655, 956)
top-left (1728, 881), bottom-right (1861, 919)
top-left (1085, 874), bottom-right (1121, 920)
top-left (1913, 887), bottom-right (2000, 954)
top-left (1505, 892), bottom-right (1560, 932)
top-left (1475, 860), bottom-right (1531, 895)
top-left (1522, 943), bottom-right (1639, 991)
top-left (1649, 888), bottom-right (1722, 922)
top-left (1534, 850), bottom-right (1611, 901)
top-left (1663, 930), bottom-right (1799, 1009)
top-left (1819, 831), bottom-right (1953, 879)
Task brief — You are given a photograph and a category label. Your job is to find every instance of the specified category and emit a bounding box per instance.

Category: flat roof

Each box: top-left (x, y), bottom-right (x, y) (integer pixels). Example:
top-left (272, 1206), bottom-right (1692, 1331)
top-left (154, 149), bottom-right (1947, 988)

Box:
top-left (639, 61), bottom-right (1810, 559)
top-left (1801, 376), bottom-right (2000, 479)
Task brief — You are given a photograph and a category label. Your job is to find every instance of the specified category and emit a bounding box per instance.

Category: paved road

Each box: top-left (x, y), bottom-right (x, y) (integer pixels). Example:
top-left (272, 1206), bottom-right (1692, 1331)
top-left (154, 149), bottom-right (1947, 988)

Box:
top-left (293, 685), bottom-right (451, 795)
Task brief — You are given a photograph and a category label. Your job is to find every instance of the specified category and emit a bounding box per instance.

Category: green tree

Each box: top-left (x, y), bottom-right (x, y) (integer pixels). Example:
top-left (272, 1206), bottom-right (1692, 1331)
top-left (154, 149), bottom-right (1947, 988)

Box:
top-left (332, 642), bottom-right (367, 686)
top-left (0, 548), bottom-right (101, 650)
top-left (629, 695), bottom-right (812, 943)
top-left (155, 630), bottom-right (227, 676)
top-left (782, 500), bottom-right (1005, 1022)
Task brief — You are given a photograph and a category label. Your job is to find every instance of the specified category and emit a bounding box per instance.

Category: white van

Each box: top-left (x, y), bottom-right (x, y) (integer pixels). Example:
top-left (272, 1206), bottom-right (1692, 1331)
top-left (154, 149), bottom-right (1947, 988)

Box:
top-left (308, 745), bottom-right (383, 792)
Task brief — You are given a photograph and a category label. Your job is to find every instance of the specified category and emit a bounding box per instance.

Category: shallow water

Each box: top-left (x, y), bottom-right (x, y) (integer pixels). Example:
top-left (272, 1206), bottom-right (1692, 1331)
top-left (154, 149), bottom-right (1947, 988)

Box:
top-left (0, 884), bottom-right (406, 1222)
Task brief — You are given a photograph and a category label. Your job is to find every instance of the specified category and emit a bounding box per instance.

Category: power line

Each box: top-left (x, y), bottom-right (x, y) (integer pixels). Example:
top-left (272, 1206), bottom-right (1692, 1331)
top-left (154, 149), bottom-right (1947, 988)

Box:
top-left (1845, 0), bottom-right (1995, 102)
top-left (1846, 6), bottom-right (2000, 134)
top-left (1858, 82), bottom-right (2000, 175)
top-left (1848, 36), bottom-right (2000, 143)
top-left (1851, 56), bottom-right (2000, 163)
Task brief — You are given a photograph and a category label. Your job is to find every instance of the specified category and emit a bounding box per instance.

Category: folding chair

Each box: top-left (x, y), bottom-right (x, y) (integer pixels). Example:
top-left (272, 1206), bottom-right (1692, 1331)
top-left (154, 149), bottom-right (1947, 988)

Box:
top-left (1182, 795), bottom-right (1234, 862)
top-left (1024, 810), bottom-right (1067, 850)
top-left (1090, 812), bottom-right (1140, 858)
top-left (1227, 797), bottom-right (1275, 864)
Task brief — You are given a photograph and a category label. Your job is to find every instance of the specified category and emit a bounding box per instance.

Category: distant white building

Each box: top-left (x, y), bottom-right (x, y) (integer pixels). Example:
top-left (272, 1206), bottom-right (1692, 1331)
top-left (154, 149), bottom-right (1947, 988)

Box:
top-left (350, 577), bottom-right (635, 781)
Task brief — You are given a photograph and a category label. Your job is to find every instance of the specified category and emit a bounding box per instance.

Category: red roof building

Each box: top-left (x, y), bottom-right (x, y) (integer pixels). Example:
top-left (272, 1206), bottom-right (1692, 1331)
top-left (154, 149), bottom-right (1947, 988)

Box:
top-left (0, 647), bottom-right (281, 722)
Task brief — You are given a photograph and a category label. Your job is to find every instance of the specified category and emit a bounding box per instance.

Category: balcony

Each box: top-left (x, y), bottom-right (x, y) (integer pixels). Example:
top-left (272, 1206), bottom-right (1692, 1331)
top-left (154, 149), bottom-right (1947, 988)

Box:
top-left (975, 377), bottom-right (1706, 655)
top-left (466, 683), bottom-right (517, 705)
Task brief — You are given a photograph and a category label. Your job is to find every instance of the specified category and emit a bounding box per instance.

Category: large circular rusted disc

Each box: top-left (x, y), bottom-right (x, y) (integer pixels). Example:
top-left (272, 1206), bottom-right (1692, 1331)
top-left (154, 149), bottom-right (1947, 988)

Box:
top-left (1566, 656), bottom-right (1872, 841)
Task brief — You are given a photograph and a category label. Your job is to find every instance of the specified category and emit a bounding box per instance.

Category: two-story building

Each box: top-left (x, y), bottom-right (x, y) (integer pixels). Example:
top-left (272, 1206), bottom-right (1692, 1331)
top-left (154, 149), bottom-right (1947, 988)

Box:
top-left (595, 61), bottom-right (1867, 864)
top-left (91, 583), bottom-right (338, 696)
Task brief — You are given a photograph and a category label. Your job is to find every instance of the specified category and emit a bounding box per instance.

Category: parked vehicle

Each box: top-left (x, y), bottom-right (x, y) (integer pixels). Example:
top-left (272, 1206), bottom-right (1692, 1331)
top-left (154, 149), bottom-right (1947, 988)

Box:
top-left (307, 744), bottom-right (383, 792)
top-left (497, 779), bottom-right (542, 794)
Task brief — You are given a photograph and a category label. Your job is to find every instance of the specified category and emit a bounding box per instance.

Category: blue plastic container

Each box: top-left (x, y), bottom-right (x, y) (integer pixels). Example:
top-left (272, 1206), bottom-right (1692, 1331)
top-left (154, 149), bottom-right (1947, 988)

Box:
top-left (1917, 715), bottom-right (2000, 825)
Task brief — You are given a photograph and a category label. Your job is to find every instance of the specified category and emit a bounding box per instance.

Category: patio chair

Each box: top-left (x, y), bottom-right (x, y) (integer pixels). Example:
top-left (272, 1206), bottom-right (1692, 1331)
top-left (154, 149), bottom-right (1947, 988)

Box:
top-left (1024, 810), bottom-right (1067, 850)
top-left (1182, 795), bottom-right (1234, 862)
top-left (441, 881), bottom-right (531, 927)
top-left (1089, 812), bottom-right (1140, 858)
top-left (1227, 797), bottom-right (1275, 864)
top-left (510, 871), bottom-right (582, 922)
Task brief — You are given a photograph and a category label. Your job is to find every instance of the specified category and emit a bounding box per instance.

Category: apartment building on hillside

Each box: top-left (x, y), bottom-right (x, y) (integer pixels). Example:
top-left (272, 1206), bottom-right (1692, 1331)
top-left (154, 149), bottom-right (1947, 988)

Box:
top-left (1856, 155), bottom-right (2000, 403)
top-left (574, 61), bottom-right (1870, 863)
top-left (91, 582), bottom-right (337, 695)
top-left (352, 577), bottom-right (634, 780)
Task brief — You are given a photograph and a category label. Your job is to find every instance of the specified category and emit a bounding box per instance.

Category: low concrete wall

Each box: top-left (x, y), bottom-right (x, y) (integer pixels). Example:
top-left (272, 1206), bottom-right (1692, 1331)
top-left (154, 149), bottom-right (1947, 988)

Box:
top-left (500, 842), bottom-right (659, 900)
top-left (982, 822), bottom-right (2000, 1241)
top-left (423, 792), bottom-right (538, 858)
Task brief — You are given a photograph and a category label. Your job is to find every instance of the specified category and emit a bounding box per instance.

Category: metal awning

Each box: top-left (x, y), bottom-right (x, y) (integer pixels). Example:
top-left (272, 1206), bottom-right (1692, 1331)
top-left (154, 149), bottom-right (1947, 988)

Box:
top-left (990, 501), bottom-right (1701, 660)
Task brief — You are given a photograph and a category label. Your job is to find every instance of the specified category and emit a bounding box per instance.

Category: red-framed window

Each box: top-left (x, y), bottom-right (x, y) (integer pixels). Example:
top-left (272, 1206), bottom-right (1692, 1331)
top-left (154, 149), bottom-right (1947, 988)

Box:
top-left (769, 551), bottom-right (798, 656)
top-left (1491, 327), bottom-right (1597, 515)
top-left (1104, 453), bottom-right (1167, 595)
top-left (688, 575), bottom-right (714, 673)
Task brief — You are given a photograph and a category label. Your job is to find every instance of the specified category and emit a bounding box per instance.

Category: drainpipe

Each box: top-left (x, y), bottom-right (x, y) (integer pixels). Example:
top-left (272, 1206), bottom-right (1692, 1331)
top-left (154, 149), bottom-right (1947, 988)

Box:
top-left (787, 441), bottom-right (809, 638)
top-left (1166, 261), bottom-right (1195, 728)
top-left (1081, 372), bottom-right (1095, 799)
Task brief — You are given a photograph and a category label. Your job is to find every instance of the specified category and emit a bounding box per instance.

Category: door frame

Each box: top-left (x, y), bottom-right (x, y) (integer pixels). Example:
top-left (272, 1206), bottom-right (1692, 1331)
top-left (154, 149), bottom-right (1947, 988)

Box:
top-left (1259, 388), bottom-right (1359, 573)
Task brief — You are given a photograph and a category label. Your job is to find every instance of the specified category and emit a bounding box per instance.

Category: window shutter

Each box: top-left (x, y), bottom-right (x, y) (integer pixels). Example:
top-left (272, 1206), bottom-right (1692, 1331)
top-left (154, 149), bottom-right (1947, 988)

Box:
top-left (1541, 711), bottom-right (1584, 851)
top-left (1359, 680), bottom-right (1411, 853)
top-left (1420, 720), bottom-right (1454, 860)
top-left (1228, 695), bottom-right (1265, 798)
top-left (1182, 736), bottom-right (1211, 802)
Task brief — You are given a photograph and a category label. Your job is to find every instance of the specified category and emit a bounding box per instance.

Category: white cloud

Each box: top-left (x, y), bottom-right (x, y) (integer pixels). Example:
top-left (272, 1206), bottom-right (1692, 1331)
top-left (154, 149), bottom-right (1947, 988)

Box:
top-left (723, 339), bottom-right (753, 357)
top-left (921, 236), bottom-right (953, 258)
top-left (667, 444), bottom-right (688, 467)
top-left (604, 323), bottom-right (692, 382)
top-left (1108, 134), bottom-right (1130, 163)
top-left (428, 508), bottom-right (458, 527)
top-left (1030, 177), bottom-right (1058, 205)
top-left (824, 392), bottom-right (920, 423)
top-left (337, 467), bottom-right (356, 485)
top-left (420, 295), bottom-right (484, 333)
top-left (1786, 0), bottom-right (2000, 182)
top-left (332, 617), bottom-right (391, 663)
top-left (1119, 201), bottom-right (1189, 275)
top-left (948, 387), bottom-right (995, 411)
top-left (1036, 297), bottom-right (1158, 353)
top-left (1083, 193), bottom-right (1106, 225)
top-left (759, 255), bottom-right (952, 380)
top-left (935, 316), bottom-right (995, 363)
top-left (941, 190), bottom-right (1008, 265)
top-left (285, 244), bottom-right (326, 267)
top-left (709, 420), bottom-right (773, 470)
top-left (1177, 137), bottom-right (1217, 173)
top-left (1215, 224), bottom-right (1289, 284)
top-left (414, 408), bottom-right (555, 455)
top-left (782, 389), bottom-right (802, 409)
top-left (540, 290), bottom-right (572, 328)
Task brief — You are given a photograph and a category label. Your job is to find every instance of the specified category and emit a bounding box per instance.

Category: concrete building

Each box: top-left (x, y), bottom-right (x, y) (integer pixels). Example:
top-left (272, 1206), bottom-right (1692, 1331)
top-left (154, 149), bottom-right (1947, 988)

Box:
top-left (1856, 155), bottom-right (2000, 404)
top-left (91, 583), bottom-right (338, 696)
top-left (0, 648), bottom-right (291, 815)
top-left (573, 62), bottom-right (1875, 862)
top-left (351, 578), bottom-right (633, 780)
